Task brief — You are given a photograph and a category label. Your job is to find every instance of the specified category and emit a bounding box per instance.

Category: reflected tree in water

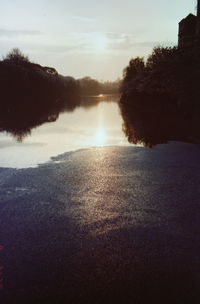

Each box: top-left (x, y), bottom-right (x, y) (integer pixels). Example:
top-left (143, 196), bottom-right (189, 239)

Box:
top-left (0, 49), bottom-right (81, 141)
top-left (0, 49), bottom-right (119, 141)
top-left (120, 46), bottom-right (200, 146)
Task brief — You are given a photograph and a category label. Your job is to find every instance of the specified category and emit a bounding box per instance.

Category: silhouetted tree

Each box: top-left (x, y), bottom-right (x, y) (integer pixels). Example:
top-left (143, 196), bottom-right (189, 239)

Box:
top-left (120, 46), bottom-right (200, 146)
top-left (123, 57), bottom-right (145, 82)
top-left (3, 48), bottom-right (29, 63)
top-left (0, 49), bottom-right (82, 140)
top-left (78, 77), bottom-right (100, 95)
top-left (146, 46), bottom-right (178, 69)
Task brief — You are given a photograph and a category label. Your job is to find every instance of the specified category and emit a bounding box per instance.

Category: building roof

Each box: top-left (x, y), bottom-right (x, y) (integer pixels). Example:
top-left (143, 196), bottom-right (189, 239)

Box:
top-left (179, 14), bottom-right (197, 25)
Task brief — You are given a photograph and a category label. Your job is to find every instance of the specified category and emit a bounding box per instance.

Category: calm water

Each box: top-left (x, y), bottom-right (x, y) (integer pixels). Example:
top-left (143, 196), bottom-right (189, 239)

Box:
top-left (0, 98), bottom-right (131, 168)
top-left (1, 94), bottom-right (200, 303)
top-left (1, 144), bottom-right (200, 303)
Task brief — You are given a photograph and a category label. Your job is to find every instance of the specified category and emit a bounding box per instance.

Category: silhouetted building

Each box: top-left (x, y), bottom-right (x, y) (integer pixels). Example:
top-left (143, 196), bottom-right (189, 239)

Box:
top-left (178, 0), bottom-right (200, 49)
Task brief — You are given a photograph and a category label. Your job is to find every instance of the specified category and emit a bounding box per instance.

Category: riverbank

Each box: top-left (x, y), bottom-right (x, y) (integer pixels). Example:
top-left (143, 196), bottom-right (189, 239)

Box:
top-left (120, 47), bottom-right (200, 146)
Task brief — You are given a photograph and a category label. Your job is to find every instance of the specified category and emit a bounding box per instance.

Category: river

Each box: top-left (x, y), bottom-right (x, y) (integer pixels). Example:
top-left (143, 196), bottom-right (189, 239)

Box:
top-left (0, 97), bottom-right (131, 168)
top-left (0, 96), bottom-right (200, 304)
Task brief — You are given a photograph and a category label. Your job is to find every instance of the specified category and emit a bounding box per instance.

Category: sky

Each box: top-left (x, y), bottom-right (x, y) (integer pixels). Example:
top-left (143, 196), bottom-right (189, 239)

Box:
top-left (0, 0), bottom-right (197, 80)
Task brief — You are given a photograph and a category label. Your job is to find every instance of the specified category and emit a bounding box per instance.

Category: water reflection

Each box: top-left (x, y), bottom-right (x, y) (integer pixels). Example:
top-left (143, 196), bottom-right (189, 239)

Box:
top-left (0, 97), bottom-right (129, 168)
top-left (0, 56), bottom-right (118, 144)
top-left (93, 127), bottom-right (107, 146)
top-left (0, 90), bottom-right (118, 142)
top-left (119, 85), bottom-right (200, 147)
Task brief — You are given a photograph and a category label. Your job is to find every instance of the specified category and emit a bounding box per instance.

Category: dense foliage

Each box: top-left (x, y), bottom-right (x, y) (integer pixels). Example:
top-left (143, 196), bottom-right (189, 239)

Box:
top-left (120, 46), bottom-right (200, 146)
top-left (78, 76), bottom-right (120, 95)
top-left (0, 49), bottom-right (119, 141)
top-left (0, 48), bottom-right (80, 141)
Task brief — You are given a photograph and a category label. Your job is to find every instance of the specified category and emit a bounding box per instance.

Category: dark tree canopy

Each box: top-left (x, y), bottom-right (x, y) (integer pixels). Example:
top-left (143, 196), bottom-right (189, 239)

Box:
top-left (123, 57), bottom-right (145, 81)
top-left (120, 46), bottom-right (200, 146)
top-left (0, 48), bottom-right (81, 141)
top-left (3, 48), bottom-right (30, 63)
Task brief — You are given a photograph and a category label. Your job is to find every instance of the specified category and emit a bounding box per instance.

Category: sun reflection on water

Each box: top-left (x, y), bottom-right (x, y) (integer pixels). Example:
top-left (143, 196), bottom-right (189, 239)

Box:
top-left (69, 147), bottom-right (120, 236)
top-left (93, 127), bottom-right (107, 146)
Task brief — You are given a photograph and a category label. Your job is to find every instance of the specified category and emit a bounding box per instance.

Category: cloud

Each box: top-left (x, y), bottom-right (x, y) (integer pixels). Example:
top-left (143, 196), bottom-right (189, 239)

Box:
top-left (105, 32), bottom-right (175, 50)
top-left (0, 29), bottom-right (42, 38)
top-left (107, 35), bottom-right (133, 50)
top-left (133, 41), bottom-right (175, 47)
top-left (106, 32), bottom-right (137, 50)
top-left (26, 41), bottom-right (91, 55)
top-left (38, 43), bottom-right (88, 53)
top-left (0, 28), bottom-right (175, 58)
top-left (106, 32), bottom-right (132, 40)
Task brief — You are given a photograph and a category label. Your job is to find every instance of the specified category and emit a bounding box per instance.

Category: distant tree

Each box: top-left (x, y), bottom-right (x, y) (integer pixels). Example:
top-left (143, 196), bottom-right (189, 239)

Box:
top-left (78, 77), bottom-right (100, 95)
top-left (3, 48), bottom-right (29, 63)
top-left (99, 79), bottom-right (121, 94)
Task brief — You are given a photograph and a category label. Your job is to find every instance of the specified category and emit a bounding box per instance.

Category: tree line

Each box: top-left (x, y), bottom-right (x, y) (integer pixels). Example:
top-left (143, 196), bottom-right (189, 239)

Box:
top-left (0, 48), bottom-right (119, 141)
top-left (78, 76), bottom-right (120, 95)
top-left (120, 46), bottom-right (200, 146)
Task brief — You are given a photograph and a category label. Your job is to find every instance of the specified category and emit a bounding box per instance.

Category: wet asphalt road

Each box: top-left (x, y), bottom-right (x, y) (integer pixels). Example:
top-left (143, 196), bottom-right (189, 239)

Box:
top-left (0, 142), bottom-right (200, 303)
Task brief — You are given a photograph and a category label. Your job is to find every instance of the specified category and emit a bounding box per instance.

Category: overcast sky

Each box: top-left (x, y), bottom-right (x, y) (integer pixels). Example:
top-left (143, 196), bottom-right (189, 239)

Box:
top-left (0, 0), bottom-right (197, 80)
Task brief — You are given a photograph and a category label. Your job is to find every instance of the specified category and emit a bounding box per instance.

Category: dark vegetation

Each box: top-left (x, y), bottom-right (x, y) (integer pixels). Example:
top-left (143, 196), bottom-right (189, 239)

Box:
top-left (120, 46), bottom-right (200, 146)
top-left (0, 48), bottom-right (81, 141)
top-left (0, 49), bottom-right (119, 142)
top-left (78, 76), bottom-right (120, 95)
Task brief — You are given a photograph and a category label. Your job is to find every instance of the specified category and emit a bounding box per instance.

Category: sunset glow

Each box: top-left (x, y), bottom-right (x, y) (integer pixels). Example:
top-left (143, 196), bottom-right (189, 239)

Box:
top-left (93, 33), bottom-right (108, 51)
top-left (0, 1), bottom-right (199, 302)
top-left (93, 127), bottom-right (107, 146)
top-left (0, 0), bottom-right (194, 80)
